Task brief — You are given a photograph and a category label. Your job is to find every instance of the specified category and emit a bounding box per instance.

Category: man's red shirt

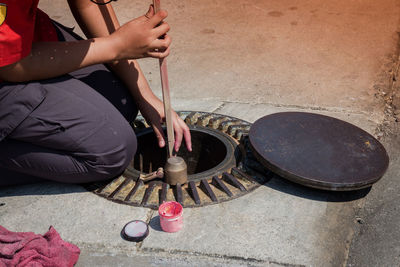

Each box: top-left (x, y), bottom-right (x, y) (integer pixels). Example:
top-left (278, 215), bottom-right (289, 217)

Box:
top-left (0, 0), bottom-right (58, 67)
top-left (0, 0), bottom-right (58, 141)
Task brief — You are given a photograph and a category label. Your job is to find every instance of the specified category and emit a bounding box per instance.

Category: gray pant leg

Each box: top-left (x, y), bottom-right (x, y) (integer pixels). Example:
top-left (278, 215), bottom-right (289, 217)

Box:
top-left (0, 23), bottom-right (138, 186)
top-left (0, 76), bottom-right (137, 185)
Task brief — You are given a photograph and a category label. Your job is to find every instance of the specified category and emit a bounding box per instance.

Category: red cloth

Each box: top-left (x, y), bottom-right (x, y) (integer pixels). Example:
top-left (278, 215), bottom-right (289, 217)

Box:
top-left (0, 225), bottom-right (80, 267)
top-left (0, 0), bottom-right (58, 67)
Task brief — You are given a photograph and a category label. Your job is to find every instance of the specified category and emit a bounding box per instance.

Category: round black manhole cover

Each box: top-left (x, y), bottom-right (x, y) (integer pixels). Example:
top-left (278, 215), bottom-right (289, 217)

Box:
top-left (84, 111), bottom-right (271, 209)
top-left (249, 112), bottom-right (389, 191)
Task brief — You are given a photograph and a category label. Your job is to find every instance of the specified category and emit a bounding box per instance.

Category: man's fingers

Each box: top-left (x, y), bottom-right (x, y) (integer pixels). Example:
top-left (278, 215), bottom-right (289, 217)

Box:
top-left (149, 35), bottom-right (171, 50)
top-left (181, 122), bottom-right (192, 152)
top-left (145, 5), bottom-right (155, 19)
top-left (152, 21), bottom-right (170, 38)
top-left (149, 10), bottom-right (168, 28)
top-left (147, 46), bottom-right (170, 58)
top-left (152, 125), bottom-right (166, 148)
top-left (172, 116), bottom-right (192, 153)
top-left (174, 122), bottom-right (183, 152)
top-left (135, 5), bottom-right (154, 23)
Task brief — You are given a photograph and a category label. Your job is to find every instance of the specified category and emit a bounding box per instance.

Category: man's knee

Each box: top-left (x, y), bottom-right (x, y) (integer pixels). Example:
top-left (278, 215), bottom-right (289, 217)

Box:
top-left (85, 126), bottom-right (137, 179)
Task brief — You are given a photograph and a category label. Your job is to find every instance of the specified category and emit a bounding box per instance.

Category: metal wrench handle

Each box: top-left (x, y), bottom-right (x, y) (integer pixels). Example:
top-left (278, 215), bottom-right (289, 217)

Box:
top-left (140, 167), bottom-right (164, 182)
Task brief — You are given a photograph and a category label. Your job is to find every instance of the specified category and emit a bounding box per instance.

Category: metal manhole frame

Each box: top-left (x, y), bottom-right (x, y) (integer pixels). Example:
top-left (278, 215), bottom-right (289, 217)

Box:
top-left (84, 111), bottom-right (271, 209)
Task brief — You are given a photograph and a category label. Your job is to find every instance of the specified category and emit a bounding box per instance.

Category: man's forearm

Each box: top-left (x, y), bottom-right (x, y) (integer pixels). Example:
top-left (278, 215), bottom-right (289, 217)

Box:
top-left (0, 37), bottom-right (116, 82)
top-left (108, 59), bottom-right (161, 108)
top-left (0, 1), bottom-right (169, 83)
top-left (1, 0), bottom-right (119, 83)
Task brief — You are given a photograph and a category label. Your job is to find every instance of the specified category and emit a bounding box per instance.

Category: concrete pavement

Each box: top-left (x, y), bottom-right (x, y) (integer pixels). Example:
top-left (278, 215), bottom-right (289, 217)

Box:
top-left (1, 0), bottom-right (399, 266)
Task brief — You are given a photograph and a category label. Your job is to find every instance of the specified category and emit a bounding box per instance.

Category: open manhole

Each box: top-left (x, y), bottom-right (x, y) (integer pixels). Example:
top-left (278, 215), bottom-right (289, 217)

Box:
top-left (85, 111), bottom-right (271, 209)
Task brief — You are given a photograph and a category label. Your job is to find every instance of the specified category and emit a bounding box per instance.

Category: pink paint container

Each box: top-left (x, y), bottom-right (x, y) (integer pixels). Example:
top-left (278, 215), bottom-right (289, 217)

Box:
top-left (158, 201), bottom-right (183, 233)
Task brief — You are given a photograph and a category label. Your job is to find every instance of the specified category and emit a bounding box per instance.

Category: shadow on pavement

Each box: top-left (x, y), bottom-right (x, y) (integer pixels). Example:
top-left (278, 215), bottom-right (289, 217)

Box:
top-left (148, 215), bottom-right (163, 232)
top-left (263, 175), bottom-right (371, 202)
top-left (0, 181), bottom-right (89, 198)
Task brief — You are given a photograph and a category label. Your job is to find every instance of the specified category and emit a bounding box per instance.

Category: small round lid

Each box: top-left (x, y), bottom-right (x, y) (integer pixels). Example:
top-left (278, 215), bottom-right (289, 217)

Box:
top-left (249, 112), bottom-right (389, 191)
top-left (121, 220), bottom-right (149, 242)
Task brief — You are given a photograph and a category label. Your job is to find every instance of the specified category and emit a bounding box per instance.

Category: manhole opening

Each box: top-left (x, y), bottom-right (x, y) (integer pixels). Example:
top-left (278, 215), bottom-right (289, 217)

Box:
top-left (131, 126), bottom-right (238, 182)
top-left (135, 128), bottom-right (228, 176)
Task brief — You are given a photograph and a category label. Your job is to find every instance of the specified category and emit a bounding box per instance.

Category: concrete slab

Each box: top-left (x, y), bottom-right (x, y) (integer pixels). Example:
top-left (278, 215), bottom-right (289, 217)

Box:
top-left (167, 97), bottom-right (224, 114)
top-left (142, 178), bottom-right (364, 266)
top-left (0, 182), bottom-right (149, 253)
top-left (76, 249), bottom-right (275, 267)
top-left (125, 0), bottom-right (397, 118)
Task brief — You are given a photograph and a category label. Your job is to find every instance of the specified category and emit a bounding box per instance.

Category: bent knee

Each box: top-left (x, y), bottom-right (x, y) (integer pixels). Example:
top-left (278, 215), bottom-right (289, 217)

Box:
top-left (85, 127), bottom-right (137, 179)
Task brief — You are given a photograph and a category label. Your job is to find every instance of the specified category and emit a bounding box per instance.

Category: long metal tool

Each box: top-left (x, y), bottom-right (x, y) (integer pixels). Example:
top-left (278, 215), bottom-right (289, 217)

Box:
top-left (153, 0), bottom-right (174, 158)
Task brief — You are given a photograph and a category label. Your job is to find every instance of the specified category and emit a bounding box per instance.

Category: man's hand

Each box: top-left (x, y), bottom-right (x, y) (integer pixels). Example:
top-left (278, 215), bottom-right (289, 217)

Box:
top-left (109, 5), bottom-right (171, 60)
top-left (138, 96), bottom-right (192, 153)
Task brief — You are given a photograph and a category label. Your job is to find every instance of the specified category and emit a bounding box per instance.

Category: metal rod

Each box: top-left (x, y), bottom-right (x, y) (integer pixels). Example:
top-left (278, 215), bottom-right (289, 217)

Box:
top-left (153, 0), bottom-right (174, 158)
